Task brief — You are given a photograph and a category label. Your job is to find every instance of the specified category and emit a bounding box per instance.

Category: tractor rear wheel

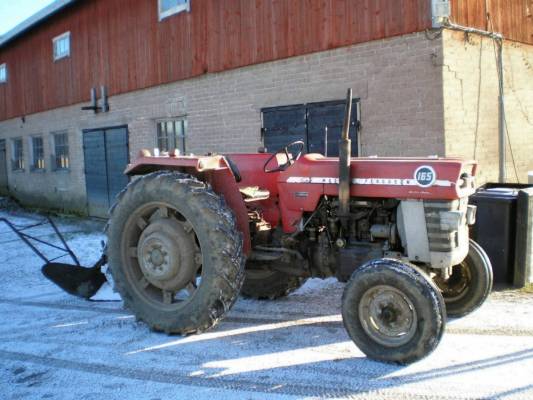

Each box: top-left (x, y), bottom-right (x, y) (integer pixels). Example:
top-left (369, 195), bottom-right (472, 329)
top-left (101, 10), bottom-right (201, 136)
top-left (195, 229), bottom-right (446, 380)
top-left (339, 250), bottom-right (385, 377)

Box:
top-left (342, 259), bottom-right (446, 364)
top-left (107, 171), bottom-right (245, 334)
top-left (434, 239), bottom-right (493, 318)
top-left (241, 262), bottom-right (307, 299)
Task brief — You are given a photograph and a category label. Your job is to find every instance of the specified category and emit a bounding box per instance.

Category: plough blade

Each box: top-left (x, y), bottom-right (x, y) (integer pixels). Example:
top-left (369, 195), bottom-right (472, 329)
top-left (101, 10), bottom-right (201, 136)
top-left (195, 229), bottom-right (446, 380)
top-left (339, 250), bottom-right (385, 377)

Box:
top-left (42, 263), bottom-right (107, 299)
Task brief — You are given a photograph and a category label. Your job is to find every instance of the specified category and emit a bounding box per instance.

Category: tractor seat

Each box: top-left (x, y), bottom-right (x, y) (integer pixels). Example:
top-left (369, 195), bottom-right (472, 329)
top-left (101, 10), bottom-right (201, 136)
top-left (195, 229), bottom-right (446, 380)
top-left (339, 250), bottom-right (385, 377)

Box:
top-left (239, 186), bottom-right (270, 202)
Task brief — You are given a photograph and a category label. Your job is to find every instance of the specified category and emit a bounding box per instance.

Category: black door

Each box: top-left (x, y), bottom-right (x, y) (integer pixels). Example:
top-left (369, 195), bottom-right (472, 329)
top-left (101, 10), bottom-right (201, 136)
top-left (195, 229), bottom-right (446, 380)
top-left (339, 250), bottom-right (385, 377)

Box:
top-left (307, 101), bottom-right (358, 157)
top-left (262, 99), bottom-right (359, 157)
top-left (0, 139), bottom-right (8, 195)
top-left (83, 126), bottom-right (129, 218)
top-left (262, 105), bottom-right (307, 153)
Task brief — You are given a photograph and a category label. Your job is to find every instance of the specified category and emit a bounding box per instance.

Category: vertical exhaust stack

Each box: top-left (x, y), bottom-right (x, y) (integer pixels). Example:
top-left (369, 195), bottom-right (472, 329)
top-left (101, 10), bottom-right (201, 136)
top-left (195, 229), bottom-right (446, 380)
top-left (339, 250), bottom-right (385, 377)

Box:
top-left (338, 88), bottom-right (353, 227)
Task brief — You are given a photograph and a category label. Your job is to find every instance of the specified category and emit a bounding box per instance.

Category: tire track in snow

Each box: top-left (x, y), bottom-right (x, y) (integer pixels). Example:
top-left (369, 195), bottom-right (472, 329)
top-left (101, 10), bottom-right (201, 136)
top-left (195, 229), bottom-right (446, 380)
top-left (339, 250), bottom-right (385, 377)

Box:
top-left (0, 349), bottom-right (462, 400)
top-left (1, 298), bottom-right (533, 337)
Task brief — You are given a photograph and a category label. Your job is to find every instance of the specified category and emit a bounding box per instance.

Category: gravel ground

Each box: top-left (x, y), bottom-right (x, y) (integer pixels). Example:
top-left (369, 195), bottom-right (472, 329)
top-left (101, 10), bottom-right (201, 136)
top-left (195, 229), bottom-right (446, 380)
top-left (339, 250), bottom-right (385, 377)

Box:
top-left (1, 206), bottom-right (532, 400)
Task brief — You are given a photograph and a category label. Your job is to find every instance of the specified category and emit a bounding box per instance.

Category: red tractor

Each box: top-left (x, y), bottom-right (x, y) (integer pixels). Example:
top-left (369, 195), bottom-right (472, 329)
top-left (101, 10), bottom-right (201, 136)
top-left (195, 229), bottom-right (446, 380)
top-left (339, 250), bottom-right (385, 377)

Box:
top-left (105, 90), bottom-right (492, 364)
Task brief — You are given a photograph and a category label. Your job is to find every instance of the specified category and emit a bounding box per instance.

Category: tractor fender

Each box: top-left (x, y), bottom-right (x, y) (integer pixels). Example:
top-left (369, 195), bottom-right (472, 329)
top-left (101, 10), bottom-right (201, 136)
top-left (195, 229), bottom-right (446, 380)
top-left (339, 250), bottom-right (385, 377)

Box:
top-left (206, 168), bottom-right (251, 255)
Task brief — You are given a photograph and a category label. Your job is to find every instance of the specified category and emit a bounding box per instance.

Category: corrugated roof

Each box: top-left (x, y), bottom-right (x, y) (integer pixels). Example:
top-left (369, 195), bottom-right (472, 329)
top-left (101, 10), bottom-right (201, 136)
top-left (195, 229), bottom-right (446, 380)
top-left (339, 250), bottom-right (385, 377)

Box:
top-left (0, 0), bottom-right (79, 48)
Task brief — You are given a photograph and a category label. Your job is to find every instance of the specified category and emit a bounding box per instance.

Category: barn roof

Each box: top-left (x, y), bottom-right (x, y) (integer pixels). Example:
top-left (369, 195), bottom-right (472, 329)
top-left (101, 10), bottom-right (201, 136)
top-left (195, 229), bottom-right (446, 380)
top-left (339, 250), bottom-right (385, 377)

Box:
top-left (0, 0), bottom-right (78, 48)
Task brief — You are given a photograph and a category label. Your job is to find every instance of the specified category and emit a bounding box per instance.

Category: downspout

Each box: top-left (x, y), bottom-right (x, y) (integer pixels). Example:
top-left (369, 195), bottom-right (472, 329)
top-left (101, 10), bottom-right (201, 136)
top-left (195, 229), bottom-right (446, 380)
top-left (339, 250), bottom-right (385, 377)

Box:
top-left (441, 22), bottom-right (506, 182)
top-left (497, 41), bottom-right (505, 183)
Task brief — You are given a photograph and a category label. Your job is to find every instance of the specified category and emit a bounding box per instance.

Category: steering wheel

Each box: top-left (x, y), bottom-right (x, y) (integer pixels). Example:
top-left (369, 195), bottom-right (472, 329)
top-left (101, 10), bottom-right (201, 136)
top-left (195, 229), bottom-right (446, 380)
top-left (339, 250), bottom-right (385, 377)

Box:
top-left (263, 140), bottom-right (305, 173)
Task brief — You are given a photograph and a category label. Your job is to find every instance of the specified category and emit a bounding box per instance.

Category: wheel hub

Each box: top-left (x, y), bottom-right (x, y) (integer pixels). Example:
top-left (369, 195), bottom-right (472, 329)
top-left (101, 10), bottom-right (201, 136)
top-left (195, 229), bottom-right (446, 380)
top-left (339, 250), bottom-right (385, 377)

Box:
top-left (359, 285), bottom-right (417, 348)
top-left (137, 218), bottom-right (197, 291)
top-left (380, 306), bottom-right (396, 323)
top-left (149, 247), bottom-right (165, 267)
top-left (139, 232), bottom-right (175, 280)
top-left (434, 263), bottom-right (470, 302)
top-left (142, 240), bottom-right (172, 278)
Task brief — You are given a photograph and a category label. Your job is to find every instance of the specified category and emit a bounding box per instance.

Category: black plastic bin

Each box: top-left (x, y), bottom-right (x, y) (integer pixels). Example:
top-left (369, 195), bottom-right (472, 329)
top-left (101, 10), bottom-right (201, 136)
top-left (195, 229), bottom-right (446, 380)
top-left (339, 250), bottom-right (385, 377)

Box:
top-left (470, 183), bottom-right (531, 284)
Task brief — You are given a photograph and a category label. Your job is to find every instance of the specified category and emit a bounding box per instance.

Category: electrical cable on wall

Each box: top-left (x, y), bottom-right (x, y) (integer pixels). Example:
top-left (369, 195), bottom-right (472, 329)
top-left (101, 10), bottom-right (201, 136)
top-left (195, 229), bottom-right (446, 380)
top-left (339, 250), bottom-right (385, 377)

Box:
top-left (436, 13), bottom-right (521, 183)
top-left (487, 16), bottom-right (521, 183)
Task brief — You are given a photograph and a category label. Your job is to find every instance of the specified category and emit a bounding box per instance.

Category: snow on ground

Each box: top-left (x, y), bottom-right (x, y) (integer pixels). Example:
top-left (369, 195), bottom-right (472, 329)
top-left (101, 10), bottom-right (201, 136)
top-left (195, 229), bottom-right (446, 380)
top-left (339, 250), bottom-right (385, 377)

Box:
top-left (1, 205), bottom-right (533, 399)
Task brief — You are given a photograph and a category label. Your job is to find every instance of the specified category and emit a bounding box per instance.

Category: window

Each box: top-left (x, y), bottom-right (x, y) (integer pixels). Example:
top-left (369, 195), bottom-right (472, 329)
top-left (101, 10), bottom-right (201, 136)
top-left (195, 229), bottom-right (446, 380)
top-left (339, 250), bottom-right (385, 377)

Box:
top-left (52, 132), bottom-right (69, 170)
top-left (31, 136), bottom-right (45, 171)
top-left (156, 119), bottom-right (187, 154)
top-left (0, 63), bottom-right (6, 83)
top-left (11, 138), bottom-right (24, 171)
top-left (53, 32), bottom-right (71, 61)
top-left (159, 0), bottom-right (190, 20)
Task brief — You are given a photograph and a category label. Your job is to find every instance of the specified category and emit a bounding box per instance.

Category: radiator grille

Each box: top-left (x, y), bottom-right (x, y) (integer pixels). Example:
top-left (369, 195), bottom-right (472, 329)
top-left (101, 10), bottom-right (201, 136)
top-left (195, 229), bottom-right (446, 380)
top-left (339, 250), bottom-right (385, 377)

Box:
top-left (424, 200), bottom-right (466, 252)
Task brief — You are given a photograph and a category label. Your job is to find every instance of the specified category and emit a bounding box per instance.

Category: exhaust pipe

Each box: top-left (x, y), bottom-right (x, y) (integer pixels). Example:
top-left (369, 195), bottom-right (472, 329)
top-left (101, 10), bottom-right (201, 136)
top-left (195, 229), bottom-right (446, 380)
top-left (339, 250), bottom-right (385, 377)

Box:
top-left (338, 88), bottom-right (353, 226)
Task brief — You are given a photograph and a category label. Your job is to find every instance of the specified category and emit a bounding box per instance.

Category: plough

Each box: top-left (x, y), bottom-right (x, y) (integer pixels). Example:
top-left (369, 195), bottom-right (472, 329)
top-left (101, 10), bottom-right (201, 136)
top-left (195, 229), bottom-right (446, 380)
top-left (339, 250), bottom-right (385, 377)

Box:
top-left (0, 216), bottom-right (107, 299)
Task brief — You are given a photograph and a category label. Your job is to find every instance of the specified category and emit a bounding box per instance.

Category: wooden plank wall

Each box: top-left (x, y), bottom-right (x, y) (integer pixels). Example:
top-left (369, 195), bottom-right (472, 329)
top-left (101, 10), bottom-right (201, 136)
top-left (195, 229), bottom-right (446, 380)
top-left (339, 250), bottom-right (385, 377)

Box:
top-left (0, 0), bottom-right (433, 121)
top-left (450, 0), bottom-right (533, 44)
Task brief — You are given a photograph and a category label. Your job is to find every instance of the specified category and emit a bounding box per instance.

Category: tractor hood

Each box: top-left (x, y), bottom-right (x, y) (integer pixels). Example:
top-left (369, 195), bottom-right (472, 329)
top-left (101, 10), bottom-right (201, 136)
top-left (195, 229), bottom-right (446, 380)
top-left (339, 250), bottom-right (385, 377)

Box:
top-left (279, 154), bottom-right (477, 200)
top-left (125, 151), bottom-right (477, 201)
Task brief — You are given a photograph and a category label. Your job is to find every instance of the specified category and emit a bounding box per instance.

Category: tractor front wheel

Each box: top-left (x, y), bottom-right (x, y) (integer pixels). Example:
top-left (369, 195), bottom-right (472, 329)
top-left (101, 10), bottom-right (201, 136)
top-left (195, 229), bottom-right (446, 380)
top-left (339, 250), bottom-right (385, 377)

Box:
top-left (434, 239), bottom-right (493, 318)
top-left (342, 259), bottom-right (446, 364)
top-left (107, 171), bottom-right (245, 334)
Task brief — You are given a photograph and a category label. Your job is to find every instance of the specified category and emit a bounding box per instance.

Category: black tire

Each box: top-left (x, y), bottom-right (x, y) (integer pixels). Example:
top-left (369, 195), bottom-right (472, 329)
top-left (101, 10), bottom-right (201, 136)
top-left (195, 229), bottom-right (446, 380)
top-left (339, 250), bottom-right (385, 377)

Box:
top-left (107, 171), bottom-right (245, 334)
top-left (342, 259), bottom-right (446, 364)
top-left (240, 264), bottom-right (307, 300)
top-left (434, 239), bottom-right (493, 318)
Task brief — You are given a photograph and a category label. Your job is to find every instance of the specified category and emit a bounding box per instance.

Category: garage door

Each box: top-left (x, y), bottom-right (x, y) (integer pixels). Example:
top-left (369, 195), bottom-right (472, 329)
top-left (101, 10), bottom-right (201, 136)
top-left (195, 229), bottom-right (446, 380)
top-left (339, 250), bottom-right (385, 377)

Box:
top-left (83, 126), bottom-right (129, 218)
top-left (262, 99), bottom-right (359, 157)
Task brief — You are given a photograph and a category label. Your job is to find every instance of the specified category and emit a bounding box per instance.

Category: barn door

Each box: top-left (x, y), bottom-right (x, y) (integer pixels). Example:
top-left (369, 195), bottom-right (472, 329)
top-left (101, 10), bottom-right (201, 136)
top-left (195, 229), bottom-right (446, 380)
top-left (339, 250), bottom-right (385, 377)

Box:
top-left (307, 101), bottom-right (359, 157)
top-left (0, 139), bottom-right (8, 194)
top-left (83, 126), bottom-right (129, 218)
top-left (261, 105), bottom-right (307, 154)
top-left (261, 99), bottom-right (359, 157)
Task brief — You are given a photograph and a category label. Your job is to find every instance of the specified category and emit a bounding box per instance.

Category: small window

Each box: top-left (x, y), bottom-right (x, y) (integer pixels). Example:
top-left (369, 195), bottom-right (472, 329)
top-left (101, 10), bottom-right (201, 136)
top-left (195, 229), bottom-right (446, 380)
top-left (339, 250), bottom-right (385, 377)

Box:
top-left (0, 63), bottom-right (6, 83)
top-left (11, 138), bottom-right (24, 171)
top-left (53, 32), bottom-right (71, 61)
top-left (156, 119), bottom-right (188, 154)
top-left (52, 132), bottom-right (70, 170)
top-left (159, 0), bottom-right (190, 20)
top-left (31, 136), bottom-right (45, 171)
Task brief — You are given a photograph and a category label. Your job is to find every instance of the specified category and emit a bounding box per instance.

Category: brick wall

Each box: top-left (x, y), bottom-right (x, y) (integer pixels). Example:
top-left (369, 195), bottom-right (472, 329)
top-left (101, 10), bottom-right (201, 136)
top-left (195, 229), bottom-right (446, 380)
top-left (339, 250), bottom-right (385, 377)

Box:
top-left (441, 30), bottom-right (533, 185)
top-left (0, 32), bottom-right (444, 214)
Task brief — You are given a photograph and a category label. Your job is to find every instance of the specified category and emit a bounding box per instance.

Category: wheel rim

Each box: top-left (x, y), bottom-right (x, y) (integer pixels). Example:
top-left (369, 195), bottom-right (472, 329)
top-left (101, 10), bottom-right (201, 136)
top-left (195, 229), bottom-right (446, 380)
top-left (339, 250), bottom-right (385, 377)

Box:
top-left (120, 202), bottom-right (203, 310)
top-left (434, 262), bottom-right (471, 303)
top-left (358, 285), bottom-right (417, 347)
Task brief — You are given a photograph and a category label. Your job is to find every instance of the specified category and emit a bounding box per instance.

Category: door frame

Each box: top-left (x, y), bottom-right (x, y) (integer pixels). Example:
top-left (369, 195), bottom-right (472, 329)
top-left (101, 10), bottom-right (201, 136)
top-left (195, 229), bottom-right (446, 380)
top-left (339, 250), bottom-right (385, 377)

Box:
top-left (82, 125), bottom-right (130, 217)
top-left (0, 139), bottom-right (8, 194)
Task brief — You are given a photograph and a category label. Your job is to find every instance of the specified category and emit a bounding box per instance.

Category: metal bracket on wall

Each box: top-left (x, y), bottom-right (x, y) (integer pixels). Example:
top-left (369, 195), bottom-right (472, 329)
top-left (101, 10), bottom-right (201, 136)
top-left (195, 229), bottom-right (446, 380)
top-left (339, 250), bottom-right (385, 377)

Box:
top-left (81, 86), bottom-right (110, 113)
top-left (100, 85), bottom-right (109, 112)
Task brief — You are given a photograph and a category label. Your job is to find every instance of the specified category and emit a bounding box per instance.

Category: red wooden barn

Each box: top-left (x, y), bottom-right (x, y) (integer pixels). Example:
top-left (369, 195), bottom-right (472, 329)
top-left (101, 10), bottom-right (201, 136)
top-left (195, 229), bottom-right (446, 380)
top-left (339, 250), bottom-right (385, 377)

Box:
top-left (0, 0), bottom-right (531, 215)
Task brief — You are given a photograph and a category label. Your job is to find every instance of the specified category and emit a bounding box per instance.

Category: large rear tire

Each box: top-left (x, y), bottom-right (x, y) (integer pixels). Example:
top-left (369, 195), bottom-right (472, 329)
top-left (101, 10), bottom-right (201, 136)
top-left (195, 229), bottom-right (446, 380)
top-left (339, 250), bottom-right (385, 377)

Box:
top-left (342, 259), bottom-right (446, 364)
top-left (434, 239), bottom-right (493, 318)
top-left (107, 171), bottom-right (245, 334)
top-left (241, 262), bottom-right (307, 300)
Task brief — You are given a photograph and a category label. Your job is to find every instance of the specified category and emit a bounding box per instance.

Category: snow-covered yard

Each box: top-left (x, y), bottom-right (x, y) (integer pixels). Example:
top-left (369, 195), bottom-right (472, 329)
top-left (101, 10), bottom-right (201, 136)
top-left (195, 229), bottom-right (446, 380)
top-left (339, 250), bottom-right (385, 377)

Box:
top-left (1, 205), bottom-right (533, 399)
